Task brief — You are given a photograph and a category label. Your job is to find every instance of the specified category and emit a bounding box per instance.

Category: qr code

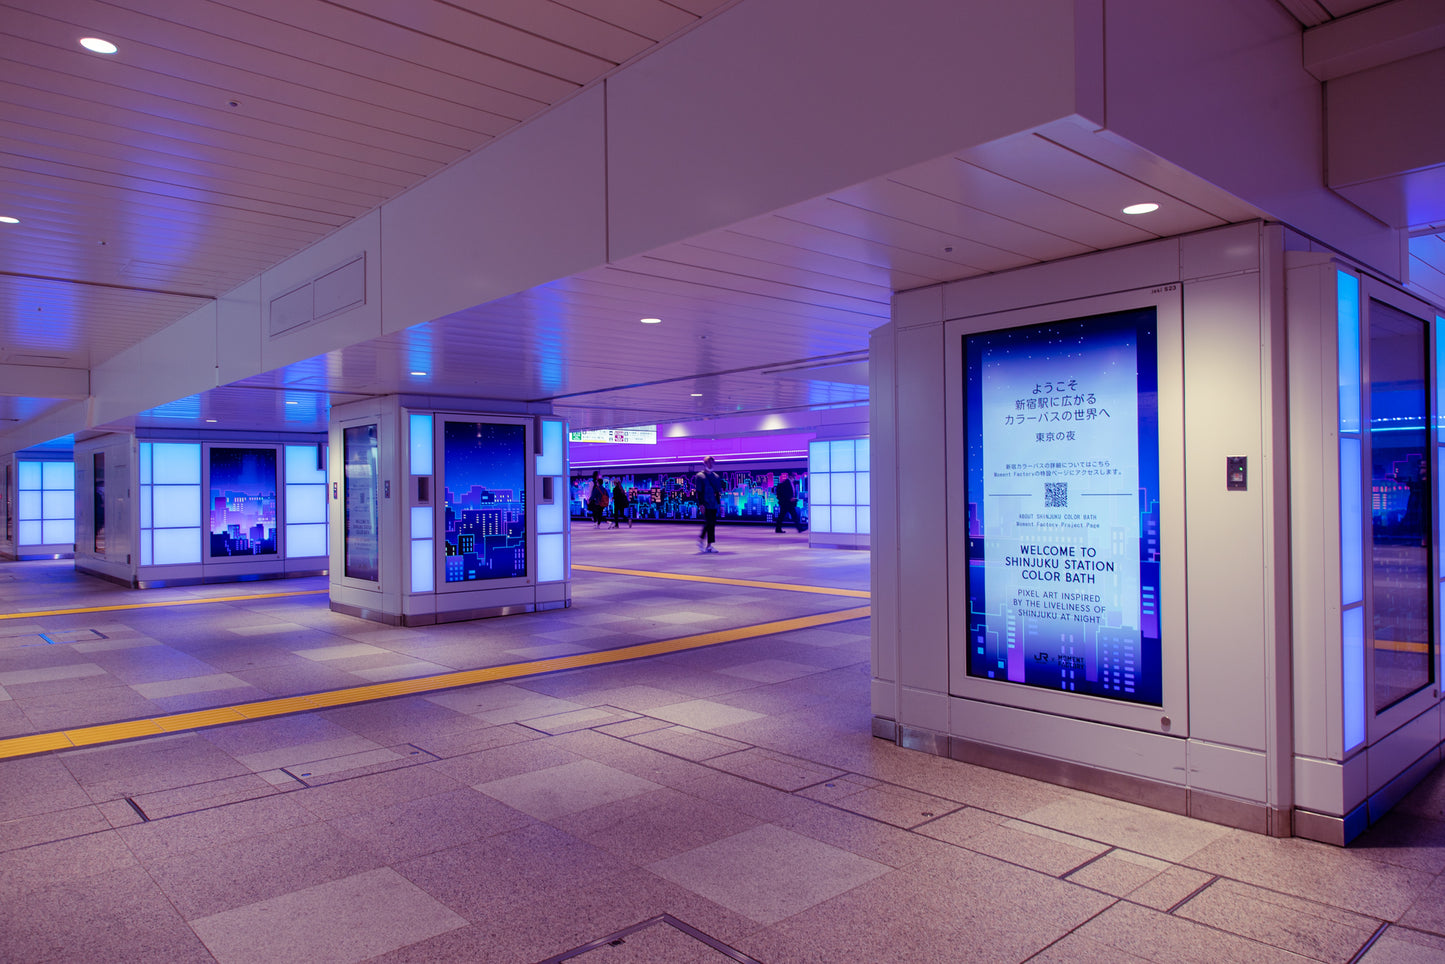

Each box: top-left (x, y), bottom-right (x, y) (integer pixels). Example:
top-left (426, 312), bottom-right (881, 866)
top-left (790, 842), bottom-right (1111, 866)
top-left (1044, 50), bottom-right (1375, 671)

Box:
top-left (1045, 482), bottom-right (1068, 508)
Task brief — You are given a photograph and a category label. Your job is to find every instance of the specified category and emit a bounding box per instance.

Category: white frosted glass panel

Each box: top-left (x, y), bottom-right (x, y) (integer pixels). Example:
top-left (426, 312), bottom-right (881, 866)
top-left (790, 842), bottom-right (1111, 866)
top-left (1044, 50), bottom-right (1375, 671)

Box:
top-left (811, 474), bottom-right (832, 506)
top-left (42, 520), bottom-right (74, 544)
top-left (288, 485), bottom-right (327, 524)
top-left (140, 488), bottom-right (152, 528)
top-left (832, 507), bottom-right (857, 533)
top-left (1343, 606), bottom-right (1366, 750)
top-left (538, 496), bottom-right (564, 534)
top-left (139, 445), bottom-right (152, 484)
top-left (537, 420), bottom-right (564, 476)
top-left (411, 506), bottom-right (433, 539)
top-left (285, 445), bottom-right (326, 484)
top-left (17, 520), bottom-right (42, 544)
top-left (411, 539), bottom-right (435, 593)
top-left (18, 461), bottom-right (40, 489)
top-left (811, 506), bottom-right (832, 532)
top-left (286, 523), bottom-right (327, 558)
top-left (1340, 438), bottom-right (1363, 605)
top-left (857, 506), bottom-right (871, 534)
top-left (140, 531), bottom-right (152, 566)
top-left (809, 440), bottom-right (829, 473)
top-left (832, 473), bottom-right (856, 505)
top-left (154, 443), bottom-right (201, 484)
top-left (856, 472), bottom-right (871, 506)
top-left (409, 413), bottom-right (433, 476)
top-left (17, 491), bottom-right (40, 520)
top-left (42, 491), bottom-right (74, 520)
top-left (1338, 271), bottom-right (1361, 434)
top-left (42, 462), bottom-right (74, 489)
top-left (538, 533), bottom-right (564, 582)
top-left (153, 485), bottom-right (201, 528)
top-left (152, 527), bottom-right (200, 564)
top-left (856, 437), bottom-right (870, 469)
top-left (830, 439), bottom-right (856, 471)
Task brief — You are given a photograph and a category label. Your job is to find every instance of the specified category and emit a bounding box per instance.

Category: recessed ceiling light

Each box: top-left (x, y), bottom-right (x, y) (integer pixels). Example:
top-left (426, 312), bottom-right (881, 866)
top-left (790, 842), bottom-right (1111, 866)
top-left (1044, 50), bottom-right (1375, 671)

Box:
top-left (79, 37), bottom-right (118, 54)
top-left (205, 419), bottom-right (217, 423)
top-left (690, 392), bottom-right (703, 397)
top-left (640, 317), bottom-right (662, 325)
top-left (410, 370), bottom-right (427, 376)
top-left (0, 216), bottom-right (18, 224)
top-left (1122, 202), bottom-right (1159, 215)
top-left (286, 400), bottom-right (299, 405)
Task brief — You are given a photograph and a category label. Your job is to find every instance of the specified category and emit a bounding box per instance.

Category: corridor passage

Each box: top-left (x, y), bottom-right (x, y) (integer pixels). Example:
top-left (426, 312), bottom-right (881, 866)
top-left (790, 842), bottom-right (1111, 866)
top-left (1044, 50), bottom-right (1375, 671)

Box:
top-left (1, 525), bottom-right (1442, 962)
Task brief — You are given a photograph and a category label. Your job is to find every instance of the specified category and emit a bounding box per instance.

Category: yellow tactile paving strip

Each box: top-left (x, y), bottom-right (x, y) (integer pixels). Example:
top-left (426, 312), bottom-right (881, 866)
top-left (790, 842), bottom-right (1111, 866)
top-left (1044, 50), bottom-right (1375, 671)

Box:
top-left (0, 588), bottom-right (328, 621)
top-left (573, 564), bottom-right (871, 598)
top-left (0, 567), bottom-right (871, 760)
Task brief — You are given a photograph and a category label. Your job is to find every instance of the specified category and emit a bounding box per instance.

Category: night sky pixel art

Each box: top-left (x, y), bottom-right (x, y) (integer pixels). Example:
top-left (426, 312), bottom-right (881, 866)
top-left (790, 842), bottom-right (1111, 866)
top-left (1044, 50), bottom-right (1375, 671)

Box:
top-left (209, 447), bottom-right (278, 557)
top-left (569, 467), bottom-right (809, 524)
top-left (443, 421), bottom-right (527, 582)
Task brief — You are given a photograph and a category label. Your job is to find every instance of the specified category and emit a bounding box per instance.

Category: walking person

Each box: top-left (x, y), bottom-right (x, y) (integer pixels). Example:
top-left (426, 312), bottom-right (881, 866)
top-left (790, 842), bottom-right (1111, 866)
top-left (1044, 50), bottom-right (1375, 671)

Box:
top-left (587, 471), bottom-right (609, 528)
top-left (692, 456), bottom-right (725, 553)
top-left (610, 479), bottom-right (630, 528)
top-left (774, 471), bottom-right (804, 533)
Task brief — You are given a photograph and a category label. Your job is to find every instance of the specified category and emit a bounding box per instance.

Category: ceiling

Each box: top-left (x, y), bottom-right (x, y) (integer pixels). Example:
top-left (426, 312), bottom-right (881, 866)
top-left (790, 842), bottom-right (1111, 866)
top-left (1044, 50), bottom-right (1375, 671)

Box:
top-left (0, 0), bottom-right (1415, 448)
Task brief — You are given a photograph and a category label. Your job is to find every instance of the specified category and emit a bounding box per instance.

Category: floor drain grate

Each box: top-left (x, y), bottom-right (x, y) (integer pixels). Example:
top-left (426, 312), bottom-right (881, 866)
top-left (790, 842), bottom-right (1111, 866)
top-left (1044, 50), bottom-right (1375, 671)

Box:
top-left (534, 914), bottom-right (764, 963)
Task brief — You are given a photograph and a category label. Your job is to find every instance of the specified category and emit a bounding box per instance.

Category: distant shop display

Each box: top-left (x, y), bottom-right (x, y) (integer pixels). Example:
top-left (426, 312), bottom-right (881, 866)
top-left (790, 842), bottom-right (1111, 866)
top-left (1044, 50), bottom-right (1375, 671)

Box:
top-left (570, 466), bottom-right (808, 527)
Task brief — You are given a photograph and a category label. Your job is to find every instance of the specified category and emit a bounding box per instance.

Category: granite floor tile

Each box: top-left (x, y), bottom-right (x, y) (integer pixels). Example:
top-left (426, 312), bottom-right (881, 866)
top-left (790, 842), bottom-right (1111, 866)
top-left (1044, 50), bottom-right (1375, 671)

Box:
top-left (59, 731), bottom-right (255, 802)
top-left (961, 820), bottom-right (1111, 876)
top-left (1125, 863), bottom-right (1217, 912)
top-left (1064, 847), bottom-right (1172, 898)
top-left (0, 802), bottom-right (111, 851)
top-left (426, 736), bottom-right (583, 785)
top-left (798, 773), bottom-right (961, 828)
top-left (474, 757), bottom-right (664, 820)
top-left (1026, 932), bottom-right (1157, 963)
top-left (625, 724), bottom-right (751, 760)
top-left (1397, 874), bottom-right (1445, 936)
top-left (292, 760), bottom-right (469, 821)
top-left (552, 787), bottom-right (762, 864)
top-left (1076, 899), bottom-right (1315, 963)
top-left (145, 821), bottom-right (387, 920)
top-left (705, 746), bottom-right (845, 790)
top-left (914, 805), bottom-right (1008, 847)
top-left (191, 866), bottom-right (468, 964)
top-left (0, 752), bottom-right (94, 819)
top-left (1174, 877), bottom-right (1379, 962)
top-left (327, 785), bottom-right (535, 862)
top-left (776, 801), bottom-right (955, 868)
top-left (129, 771), bottom-right (284, 819)
top-left (1021, 793), bottom-right (1232, 862)
top-left (0, 828), bottom-right (141, 899)
top-left (1183, 830), bottom-right (1436, 919)
top-left (0, 864), bottom-right (215, 964)
top-left (117, 792), bottom-right (320, 863)
top-left (396, 823), bottom-right (637, 921)
top-left (646, 698), bottom-right (766, 731)
top-left (1358, 926), bottom-right (1445, 963)
top-left (647, 824), bottom-right (892, 926)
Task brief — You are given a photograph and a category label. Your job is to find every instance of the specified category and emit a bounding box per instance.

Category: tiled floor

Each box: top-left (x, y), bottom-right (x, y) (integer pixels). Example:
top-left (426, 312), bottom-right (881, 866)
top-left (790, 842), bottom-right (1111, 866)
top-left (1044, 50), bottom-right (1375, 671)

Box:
top-left (1, 524), bottom-right (1442, 962)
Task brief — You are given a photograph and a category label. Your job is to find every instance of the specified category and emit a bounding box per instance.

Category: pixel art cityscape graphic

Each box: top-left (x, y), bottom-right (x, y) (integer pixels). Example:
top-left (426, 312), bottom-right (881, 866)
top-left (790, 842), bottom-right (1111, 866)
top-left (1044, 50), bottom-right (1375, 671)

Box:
top-left (443, 421), bottom-right (527, 582)
top-left (209, 447), bottom-right (278, 557)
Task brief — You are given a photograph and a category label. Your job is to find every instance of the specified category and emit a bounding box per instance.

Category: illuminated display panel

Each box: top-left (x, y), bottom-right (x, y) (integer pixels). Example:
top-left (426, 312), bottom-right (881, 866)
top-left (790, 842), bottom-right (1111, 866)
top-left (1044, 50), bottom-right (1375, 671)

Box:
top-left (443, 420), bottom-right (527, 582)
top-left (569, 467), bottom-right (808, 525)
top-left (344, 425), bottom-right (379, 581)
top-left (93, 452), bottom-right (105, 553)
top-left (964, 308), bottom-right (1163, 705)
top-left (208, 448), bottom-right (278, 557)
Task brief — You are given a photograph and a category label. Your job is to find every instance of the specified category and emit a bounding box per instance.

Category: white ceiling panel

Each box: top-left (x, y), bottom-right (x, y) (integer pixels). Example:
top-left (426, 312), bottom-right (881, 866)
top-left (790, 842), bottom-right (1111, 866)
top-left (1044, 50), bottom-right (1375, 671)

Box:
top-left (0, 0), bottom-right (1291, 451)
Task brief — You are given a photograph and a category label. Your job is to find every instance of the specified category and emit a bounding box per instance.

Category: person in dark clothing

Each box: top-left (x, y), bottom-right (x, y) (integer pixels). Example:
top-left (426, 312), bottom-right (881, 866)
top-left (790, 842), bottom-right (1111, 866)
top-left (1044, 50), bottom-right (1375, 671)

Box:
top-left (610, 480), bottom-right (630, 528)
top-left (587, 471), bottom-right (608, 528)
top-left (774, 471), bottom-right (803, 533)
top-left (692, 456), bottom-right (725, 553)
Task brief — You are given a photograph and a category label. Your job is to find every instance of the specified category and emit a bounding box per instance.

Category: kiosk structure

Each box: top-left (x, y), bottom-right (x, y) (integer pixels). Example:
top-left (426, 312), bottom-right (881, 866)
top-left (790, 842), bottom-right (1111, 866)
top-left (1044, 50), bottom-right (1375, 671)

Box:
top-left (871, 221), bottom-right (1445, 844)
top-left (327, 397), bottom-right (570, 626)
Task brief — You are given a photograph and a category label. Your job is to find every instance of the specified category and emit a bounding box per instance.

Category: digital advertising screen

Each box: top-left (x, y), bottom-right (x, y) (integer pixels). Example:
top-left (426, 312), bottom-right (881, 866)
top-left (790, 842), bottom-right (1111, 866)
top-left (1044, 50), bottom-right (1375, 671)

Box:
top-left (443, 420), bottom-right (527, 582)
top-left (569, 466), bottom-right (808, 526)
top-left (343, 425), bottom-right (379, 581)
top-left (208, 447), bottom-right (278, 557)
top-left (93, 452), bottom-right (106, 554)
top-left (964, 308), bottom-right (1163, 705)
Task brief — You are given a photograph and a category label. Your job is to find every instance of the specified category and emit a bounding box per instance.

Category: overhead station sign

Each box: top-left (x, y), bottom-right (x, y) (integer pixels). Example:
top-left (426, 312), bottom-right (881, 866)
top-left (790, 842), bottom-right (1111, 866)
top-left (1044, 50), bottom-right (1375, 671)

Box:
top-left (963, 308), bottom-right (1163, 705)
top-left (569, 426), bottom-right (657, 444)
